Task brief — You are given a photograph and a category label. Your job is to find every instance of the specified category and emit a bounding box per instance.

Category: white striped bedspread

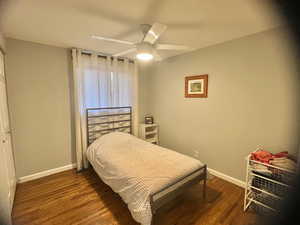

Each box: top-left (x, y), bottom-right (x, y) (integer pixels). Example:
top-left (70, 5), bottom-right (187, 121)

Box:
top-left (86, 132), bottom-right (204, 225)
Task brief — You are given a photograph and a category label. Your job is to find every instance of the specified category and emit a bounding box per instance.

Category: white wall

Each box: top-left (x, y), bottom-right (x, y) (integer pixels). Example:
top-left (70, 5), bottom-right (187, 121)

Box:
top-left (143, 27), bottom-right (300, 181)
top-left (0, 33), bottom-right (5, 51)
top-left (5, 38), bottom-right (75, 178)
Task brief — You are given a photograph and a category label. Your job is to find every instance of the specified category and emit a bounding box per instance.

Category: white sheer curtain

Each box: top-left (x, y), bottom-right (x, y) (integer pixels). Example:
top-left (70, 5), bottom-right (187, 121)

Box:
top-left (72, 49), bottom-right (138, 171)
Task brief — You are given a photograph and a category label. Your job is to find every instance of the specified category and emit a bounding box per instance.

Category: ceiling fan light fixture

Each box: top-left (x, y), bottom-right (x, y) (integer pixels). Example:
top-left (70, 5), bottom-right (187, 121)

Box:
top-left (136, 42), bottom-right (154, 61)
top-left (136, 52), bottom-right (153, 61)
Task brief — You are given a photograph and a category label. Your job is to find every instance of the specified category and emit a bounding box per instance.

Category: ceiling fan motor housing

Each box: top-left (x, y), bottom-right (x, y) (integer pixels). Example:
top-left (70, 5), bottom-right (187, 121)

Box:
top-left (137, 42), bottom-right (154, 55)
top-left (140, 24), bottom-right (152, 35)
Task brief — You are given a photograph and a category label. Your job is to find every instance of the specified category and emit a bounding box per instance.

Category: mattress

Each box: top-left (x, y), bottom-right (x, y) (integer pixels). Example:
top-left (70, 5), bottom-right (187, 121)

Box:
top-left (86, 132), bottom-right (204, 225)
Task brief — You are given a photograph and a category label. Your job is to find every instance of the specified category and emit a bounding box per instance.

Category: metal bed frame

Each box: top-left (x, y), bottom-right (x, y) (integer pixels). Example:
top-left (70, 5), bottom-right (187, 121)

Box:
top-left (86, 106), bottom-right (132, 145)
top-left (86, 107), bottom-right (207, 225)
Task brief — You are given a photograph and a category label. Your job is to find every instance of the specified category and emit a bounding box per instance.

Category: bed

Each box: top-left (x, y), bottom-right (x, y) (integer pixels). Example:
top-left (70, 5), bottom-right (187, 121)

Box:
top-left (86, 107), bottom-right (207, 225)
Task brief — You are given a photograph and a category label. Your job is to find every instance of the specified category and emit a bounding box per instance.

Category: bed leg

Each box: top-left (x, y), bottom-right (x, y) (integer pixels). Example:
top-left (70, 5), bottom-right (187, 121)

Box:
top-left (151, 213), bottom-right (156, 225)
top-left (203, 165), bottom-right (207, 201)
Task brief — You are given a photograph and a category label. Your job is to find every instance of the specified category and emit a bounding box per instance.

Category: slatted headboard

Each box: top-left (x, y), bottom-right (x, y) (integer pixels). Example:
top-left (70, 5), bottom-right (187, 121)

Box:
top-left (86, 107), bottom-right (132, 146)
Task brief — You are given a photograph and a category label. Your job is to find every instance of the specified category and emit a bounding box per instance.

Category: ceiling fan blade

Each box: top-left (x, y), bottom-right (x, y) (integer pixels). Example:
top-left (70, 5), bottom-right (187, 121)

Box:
top-left (156, 44), bottom-right (192, 51)
top-left (91, 35), bottom-right (135, 45)
top-left (143, 23), bottom-right (167, 44)
top-left (113, 48), bottom-right (137, 57)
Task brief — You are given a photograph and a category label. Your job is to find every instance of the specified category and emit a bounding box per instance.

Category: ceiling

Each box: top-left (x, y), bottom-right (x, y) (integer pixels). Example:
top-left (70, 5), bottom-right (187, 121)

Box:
top-left (0, 0), bottom-right (283, 60)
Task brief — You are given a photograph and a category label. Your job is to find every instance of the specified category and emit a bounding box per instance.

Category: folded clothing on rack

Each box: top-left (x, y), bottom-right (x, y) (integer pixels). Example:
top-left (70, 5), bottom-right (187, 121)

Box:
top-left (251, 150), bottom-right (289, 164)
top-left (250, 149), bottom-right (297, 184)
top-left (251, 164), bottom-right (272, 175)
top-left (270, 158), bottom-right (297, 171)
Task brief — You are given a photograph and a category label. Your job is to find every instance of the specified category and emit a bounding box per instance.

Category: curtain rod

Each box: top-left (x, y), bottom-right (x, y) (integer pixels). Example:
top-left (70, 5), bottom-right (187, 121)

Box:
top-left (76, 48), bottom-right (135, 63)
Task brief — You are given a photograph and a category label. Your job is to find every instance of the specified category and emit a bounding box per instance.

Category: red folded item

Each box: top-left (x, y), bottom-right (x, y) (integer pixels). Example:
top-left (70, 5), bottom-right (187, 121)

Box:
top-left (251, 150), bottom-right (273, 164)
top-left (273, 151), bottom-right (288, 158)
top-left (251, 150), bottom-right (288, 164)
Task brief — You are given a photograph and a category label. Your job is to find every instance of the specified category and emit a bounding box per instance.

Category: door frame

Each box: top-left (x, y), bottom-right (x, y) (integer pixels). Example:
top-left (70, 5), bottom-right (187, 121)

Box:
top-left (0, 47), bottom-right (16, 225)
top-left (0, 47), bottom-right (17, 199)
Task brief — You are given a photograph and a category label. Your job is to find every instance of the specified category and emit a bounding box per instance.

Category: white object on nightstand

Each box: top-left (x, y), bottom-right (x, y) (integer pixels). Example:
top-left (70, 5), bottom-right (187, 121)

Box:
top-left (139, 123), bottom-right (159, 145)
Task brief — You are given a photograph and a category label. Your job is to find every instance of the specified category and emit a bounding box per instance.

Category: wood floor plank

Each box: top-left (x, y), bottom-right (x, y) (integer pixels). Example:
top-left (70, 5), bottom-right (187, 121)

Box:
top-left (12, 168), bottom-right (256, 225)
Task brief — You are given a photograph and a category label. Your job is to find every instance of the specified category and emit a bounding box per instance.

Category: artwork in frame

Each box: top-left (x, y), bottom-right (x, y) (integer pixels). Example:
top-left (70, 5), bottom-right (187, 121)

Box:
top-left (185, 74), bottom-right (208, 98)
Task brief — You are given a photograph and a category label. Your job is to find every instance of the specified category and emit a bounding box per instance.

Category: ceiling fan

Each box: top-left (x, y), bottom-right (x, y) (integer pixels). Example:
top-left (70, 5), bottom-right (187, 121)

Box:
top-left (91, 23), bottom-right (192, 61)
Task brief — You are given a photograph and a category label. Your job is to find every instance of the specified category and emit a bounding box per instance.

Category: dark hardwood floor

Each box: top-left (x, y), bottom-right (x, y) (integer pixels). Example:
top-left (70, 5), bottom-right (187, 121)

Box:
top-left (12, 168), bottom-right (256, 225)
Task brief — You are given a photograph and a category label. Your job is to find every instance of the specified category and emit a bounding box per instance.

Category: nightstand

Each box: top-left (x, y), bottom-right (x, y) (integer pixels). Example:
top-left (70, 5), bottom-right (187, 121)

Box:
top-left (139, 123), bottom-right (159, 144)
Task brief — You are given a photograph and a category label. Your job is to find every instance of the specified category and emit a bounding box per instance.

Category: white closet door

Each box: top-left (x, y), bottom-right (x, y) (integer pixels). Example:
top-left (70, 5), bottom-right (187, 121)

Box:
top-left (0, 50), bottom-right (16, 225)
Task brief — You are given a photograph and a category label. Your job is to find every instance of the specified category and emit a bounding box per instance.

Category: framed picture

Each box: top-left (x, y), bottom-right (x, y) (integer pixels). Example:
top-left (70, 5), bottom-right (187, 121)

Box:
top-left (185, 74), bottom-right (208, 98)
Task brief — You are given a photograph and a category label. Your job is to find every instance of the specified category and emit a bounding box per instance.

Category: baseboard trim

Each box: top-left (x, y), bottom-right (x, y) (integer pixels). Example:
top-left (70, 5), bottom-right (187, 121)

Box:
top-left (208, 168), bottom-right (245, 188)
top-left (17, 164), bottom-right (244, 187)
top-left (18, 163), bottom-right (77, 183)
